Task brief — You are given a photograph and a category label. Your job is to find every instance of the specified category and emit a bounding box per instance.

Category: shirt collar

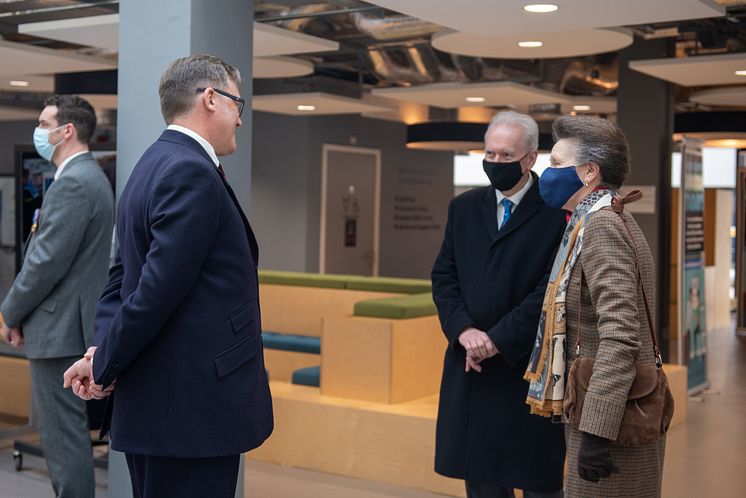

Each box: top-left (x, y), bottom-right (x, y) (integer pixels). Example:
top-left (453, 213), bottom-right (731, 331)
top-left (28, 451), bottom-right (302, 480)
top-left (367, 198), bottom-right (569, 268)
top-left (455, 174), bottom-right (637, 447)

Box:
top-left (495, 173), bottom-right (533, 207)
top-left (54, 150), bottom-right (88, 180)
top-left (166, 124), bottom-right (220, 167)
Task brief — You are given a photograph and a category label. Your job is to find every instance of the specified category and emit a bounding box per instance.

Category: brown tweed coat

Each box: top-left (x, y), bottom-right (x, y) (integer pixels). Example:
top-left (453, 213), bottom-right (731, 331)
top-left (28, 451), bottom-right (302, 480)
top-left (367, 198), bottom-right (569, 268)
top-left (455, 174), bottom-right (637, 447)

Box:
top-left (564, 207), bottom-right (666, 498)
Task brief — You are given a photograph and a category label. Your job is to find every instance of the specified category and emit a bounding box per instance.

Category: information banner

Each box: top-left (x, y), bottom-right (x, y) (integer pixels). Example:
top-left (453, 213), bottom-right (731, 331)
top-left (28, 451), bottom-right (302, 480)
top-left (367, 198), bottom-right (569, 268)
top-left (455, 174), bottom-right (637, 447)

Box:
top-left (680, 138), bottom-right (708, 392)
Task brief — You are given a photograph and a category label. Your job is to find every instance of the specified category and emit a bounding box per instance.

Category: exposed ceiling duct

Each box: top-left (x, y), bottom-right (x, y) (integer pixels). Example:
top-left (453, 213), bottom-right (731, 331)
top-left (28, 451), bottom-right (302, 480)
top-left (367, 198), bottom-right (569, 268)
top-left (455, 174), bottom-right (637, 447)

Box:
top-left (559, 59), bottom-right (619, 96)
top-left (351, 12), bottom-right (440, 41)
top-left (1, 0), bottom-right (744, 119)
top-left (274, 3), bottom-right (345, 32)
top-left (367, 48), bottom-right (434, 86)
top-left (256, 1), bottom-right (623, 96)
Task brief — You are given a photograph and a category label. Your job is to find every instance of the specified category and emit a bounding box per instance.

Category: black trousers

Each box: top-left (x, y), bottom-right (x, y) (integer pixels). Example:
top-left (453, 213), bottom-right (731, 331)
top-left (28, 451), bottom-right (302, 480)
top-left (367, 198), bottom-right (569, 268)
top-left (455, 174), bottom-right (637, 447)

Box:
top-left (466, 480), bottom-right (564, 498)
top-left (125, 453), bottom-right (240, 498)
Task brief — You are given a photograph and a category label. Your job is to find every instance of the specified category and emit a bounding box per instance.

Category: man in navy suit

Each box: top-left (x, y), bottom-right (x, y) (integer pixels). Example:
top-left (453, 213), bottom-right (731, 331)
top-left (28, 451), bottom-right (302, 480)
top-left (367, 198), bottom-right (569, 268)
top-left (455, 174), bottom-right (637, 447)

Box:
top-left (63, 54), bottom-right (273, 498)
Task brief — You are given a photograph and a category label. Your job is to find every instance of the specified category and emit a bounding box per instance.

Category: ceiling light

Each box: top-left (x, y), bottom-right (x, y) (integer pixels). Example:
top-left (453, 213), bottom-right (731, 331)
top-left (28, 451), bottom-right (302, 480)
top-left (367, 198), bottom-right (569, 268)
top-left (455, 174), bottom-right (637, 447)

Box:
top-left (406, 122), bottom-right (486, 151)
top-left (518, 41), bottom-right (544, 48)
top-left (736, 70), bottom-right (746, 76)
top-left (523, 4), bottom-right (559, 13)
top-left (297, 105), bottom-right (316, 111)
top-left (9, 80), bottom-right (29, 87)
top-left (573, 105), bottom-right (591, 111)
top-left (465, 97), bottom-right (486, 103)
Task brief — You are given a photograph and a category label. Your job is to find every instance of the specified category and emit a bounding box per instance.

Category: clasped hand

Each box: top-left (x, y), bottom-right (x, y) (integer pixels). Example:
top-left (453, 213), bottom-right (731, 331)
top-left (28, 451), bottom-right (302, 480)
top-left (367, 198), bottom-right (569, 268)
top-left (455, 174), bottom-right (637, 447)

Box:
top-left (62, 347), bottom-right (115, 400)
top-left (1, 316), bottom-right (24, 348)
top-left (458, 327), bottom-right (498, 373)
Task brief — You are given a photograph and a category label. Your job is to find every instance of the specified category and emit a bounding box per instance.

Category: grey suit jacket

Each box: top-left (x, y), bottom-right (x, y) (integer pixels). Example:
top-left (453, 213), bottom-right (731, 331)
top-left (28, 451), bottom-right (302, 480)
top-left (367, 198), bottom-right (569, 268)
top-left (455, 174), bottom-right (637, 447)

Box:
top-left (1, 152), bottom-right (114, 359)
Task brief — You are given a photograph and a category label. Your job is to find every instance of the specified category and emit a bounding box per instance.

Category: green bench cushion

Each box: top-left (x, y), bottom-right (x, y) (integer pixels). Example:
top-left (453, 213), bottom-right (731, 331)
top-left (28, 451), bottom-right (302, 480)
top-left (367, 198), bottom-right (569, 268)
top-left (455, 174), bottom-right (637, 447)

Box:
top-left (353, 292), bottom-right (437, 319)
top-left (291, 366), bottom-right (320, 387)
top-left (258, 270), bottom-right (432, 294)
top-left (344, 276), bottom-right (431, 294)
top-left (258, 270), bottom-right (348, 289)
top-left (262, 332), bottom-right (321, 354)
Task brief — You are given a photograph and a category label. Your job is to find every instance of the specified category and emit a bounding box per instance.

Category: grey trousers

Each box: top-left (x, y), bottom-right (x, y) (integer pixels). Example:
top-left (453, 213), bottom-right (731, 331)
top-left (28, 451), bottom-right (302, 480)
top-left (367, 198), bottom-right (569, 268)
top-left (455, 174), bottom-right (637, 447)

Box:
top-left (29, 356), bottom-right (95, 498)
top-left (466, 480), bottom-right (564, 498)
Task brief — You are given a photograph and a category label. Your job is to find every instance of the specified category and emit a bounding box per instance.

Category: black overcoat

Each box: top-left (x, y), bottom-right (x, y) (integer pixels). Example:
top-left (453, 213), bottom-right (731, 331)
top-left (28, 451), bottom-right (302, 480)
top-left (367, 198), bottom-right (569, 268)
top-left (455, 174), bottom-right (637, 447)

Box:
top-left (431, 174), bottom-right (567, 491)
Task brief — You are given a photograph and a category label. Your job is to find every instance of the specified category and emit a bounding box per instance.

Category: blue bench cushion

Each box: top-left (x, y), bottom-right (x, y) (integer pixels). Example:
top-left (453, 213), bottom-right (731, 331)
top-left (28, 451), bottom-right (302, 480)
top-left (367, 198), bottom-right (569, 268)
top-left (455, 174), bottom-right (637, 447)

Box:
top-left (292, 366), bottom-right (320, 387)
top-left (262, 332), bottom-right (321, 354)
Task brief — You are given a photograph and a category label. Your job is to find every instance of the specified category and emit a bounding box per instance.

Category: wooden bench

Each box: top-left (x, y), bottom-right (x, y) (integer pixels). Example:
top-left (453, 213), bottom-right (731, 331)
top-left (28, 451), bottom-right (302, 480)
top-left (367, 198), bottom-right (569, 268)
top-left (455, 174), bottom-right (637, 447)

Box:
top-left (321, 292), bottom-right (445, 404)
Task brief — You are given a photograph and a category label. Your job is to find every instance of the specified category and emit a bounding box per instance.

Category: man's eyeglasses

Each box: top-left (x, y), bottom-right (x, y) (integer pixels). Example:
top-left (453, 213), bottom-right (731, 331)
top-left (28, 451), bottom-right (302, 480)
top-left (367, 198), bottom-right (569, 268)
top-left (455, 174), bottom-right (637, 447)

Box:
top-left (196, 87), bottom-right (245, 117)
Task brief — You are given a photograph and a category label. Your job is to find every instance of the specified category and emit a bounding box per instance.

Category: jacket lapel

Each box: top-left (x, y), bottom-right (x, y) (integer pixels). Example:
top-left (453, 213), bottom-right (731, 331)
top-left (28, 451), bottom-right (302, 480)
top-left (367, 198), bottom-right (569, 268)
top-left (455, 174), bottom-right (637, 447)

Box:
top-left (219, 175), bottom-right (259, 267)
top-left (495, 172), bottom-right (542, 243)
top-left (479, 186), bottom-right (499, 242)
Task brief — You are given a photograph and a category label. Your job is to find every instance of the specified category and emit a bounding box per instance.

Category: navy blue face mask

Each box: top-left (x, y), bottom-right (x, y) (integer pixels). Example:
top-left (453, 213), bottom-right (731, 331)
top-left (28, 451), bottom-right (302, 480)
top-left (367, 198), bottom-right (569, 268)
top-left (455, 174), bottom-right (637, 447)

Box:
top-left (539, 165), bottom-right (584, 209)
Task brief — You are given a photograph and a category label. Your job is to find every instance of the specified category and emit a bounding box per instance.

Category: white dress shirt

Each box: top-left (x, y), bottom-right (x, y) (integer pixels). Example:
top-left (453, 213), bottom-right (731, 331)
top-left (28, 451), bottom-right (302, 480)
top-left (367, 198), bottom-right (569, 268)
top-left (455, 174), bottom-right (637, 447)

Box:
top-left (495, 174), bottom-right (533, 230)
top-left (166, 124), bottom-right (220, 168)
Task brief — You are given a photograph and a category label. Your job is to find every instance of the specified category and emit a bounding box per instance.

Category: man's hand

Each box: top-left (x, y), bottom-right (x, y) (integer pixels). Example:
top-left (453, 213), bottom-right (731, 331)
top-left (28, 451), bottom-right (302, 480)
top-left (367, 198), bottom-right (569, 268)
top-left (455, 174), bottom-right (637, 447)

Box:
top-left (63, 356), bottom-right (96, 400)
top-left (63, 347), bottom-right (114, 400)
top-left (465, 353), bottom-right (483, 373)
top-left (458, 327), bottom-right (498, 365)
top-left (1, 321), bottom-right (24, 348)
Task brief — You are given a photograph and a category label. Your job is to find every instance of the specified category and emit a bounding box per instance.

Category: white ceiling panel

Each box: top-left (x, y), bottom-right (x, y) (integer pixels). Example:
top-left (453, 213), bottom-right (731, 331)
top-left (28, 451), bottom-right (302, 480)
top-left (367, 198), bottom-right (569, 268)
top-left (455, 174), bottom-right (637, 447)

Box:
top-left (0, 39), bottom-right (116, 77)
top-left (690, 86), bottom-right (746, 107)
top-left (432, 28), bottom-right (633, 59)
top-left (372, 81), bottom-right (571, 109)
top-left (19, 15), bottom-right (339, 57)
top-left (0, 75), bottom-right (54, 92)
top-left (629, 52), bottom-right (746, 86)
top-left (562, 96), bottom-right (617, 114)
top-left (19, 14), bottom-right (119, 51)
top-left (367, 0), bottom-right (724, 37)
top-left (253, 22), bottom-right (339, 57)
top-left (253, 92), bottom-right (393, 115)
top-left (253, 56), bottom-right (314, 79)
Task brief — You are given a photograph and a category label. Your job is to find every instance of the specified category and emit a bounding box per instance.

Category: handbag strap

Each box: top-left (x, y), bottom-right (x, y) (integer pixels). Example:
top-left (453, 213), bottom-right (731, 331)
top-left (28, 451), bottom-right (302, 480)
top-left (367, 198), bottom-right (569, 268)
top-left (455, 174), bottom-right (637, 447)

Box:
top-left (574, 190), bottom-right (663, 368)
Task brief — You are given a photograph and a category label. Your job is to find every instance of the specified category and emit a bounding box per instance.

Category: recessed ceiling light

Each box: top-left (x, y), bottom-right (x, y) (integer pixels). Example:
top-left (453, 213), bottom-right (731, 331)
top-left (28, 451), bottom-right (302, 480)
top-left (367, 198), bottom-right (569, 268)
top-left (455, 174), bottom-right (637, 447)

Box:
top-left (573, 105), bottom-right (591, 111)
top-left (736, 70), bottom-right (746, 76)
top-left (9, 80), bottom-right (29, 87)
top-left (518, 41), bottom-right (544, 48)
top-left (297, 105), bottom-right (316, 111)
top-left (465, 97), bottom-right (486, 103)
top-left (523, 4), bottom-right (559, 13)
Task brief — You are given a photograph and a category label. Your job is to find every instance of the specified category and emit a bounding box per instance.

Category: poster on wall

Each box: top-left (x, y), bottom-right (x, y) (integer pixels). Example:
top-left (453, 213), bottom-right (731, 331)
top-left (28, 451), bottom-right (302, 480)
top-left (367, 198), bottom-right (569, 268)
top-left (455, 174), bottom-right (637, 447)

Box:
top-left (680, 137), bottom-right (708, 392)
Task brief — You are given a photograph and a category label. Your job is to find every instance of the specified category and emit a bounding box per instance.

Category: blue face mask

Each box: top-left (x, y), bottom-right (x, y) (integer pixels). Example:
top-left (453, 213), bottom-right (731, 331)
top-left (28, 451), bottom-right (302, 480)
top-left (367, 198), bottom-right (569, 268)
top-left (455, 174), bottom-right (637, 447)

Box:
top-left (33, 125), bottom-right (66, 162)
top-left (539, 165), bottom-right (584, 209)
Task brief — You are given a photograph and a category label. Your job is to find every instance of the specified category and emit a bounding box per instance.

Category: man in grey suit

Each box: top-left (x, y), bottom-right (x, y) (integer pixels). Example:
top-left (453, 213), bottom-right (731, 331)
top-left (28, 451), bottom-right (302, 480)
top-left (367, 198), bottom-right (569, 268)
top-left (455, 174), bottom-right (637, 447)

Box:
top-left (0, 95), bottom-right (114, 498)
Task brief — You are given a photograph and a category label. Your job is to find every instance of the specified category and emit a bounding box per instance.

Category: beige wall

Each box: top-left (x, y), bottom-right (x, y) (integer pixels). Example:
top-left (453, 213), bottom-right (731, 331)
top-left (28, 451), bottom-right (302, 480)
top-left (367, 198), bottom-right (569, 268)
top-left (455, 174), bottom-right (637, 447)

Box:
top-left (705, 189), bottom-right (734, 332)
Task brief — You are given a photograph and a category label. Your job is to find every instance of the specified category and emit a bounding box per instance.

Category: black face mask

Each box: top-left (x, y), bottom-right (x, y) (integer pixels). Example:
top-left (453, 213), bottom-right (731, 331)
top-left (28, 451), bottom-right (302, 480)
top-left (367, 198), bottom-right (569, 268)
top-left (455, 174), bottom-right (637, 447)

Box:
top-left (482, 156), bottom-right (527, 191)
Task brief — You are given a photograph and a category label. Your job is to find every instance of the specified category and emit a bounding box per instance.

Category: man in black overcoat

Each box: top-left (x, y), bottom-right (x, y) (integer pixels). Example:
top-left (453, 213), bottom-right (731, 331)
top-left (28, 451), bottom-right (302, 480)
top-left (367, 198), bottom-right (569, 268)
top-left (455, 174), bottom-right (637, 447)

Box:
top-left (432, 111), bottom-right (567, 498)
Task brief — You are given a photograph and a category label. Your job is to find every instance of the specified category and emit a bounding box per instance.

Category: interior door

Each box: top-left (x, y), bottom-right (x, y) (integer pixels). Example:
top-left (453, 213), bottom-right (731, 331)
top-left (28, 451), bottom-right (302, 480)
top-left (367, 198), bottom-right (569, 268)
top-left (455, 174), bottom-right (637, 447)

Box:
top-left (321, 145), bottom-right (380, 276)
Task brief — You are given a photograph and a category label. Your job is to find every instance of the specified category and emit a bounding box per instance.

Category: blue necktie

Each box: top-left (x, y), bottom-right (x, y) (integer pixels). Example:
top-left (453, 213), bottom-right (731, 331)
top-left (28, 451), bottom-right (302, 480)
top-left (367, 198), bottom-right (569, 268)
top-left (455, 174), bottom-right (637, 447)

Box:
top-left (500, 198), bottom-right (513, 230)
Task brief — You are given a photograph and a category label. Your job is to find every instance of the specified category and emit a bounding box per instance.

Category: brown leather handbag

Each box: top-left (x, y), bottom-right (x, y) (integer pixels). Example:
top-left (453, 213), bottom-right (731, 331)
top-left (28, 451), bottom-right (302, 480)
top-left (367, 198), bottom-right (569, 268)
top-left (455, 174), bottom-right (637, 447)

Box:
top-left (563, 191), bottom-right (675, 446)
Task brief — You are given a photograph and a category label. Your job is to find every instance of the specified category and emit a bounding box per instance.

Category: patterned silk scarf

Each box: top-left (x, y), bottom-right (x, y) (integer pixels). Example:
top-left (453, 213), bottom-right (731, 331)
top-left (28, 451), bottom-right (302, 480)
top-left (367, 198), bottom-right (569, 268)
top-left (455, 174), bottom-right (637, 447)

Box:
top-left (524, 189), bottom-right (614, 418)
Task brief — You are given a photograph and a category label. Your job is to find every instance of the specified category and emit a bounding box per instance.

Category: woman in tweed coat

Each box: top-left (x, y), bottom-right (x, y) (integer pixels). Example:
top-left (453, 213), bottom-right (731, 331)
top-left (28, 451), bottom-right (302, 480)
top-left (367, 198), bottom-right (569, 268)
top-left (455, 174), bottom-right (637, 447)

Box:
top-left (529, 115), bottom-right (666, 497)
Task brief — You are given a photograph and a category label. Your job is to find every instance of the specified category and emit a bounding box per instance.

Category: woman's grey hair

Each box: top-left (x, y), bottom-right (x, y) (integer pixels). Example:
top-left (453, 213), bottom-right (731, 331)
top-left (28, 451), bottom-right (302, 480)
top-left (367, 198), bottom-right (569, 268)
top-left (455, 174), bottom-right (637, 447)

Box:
top-left (484, 110), bottom-right (539, 153)
top-left (159, 54), bottom-right (241, 123)
top-left (552, 115), bottom-right (631, 189)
